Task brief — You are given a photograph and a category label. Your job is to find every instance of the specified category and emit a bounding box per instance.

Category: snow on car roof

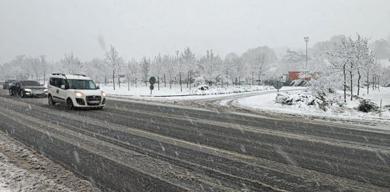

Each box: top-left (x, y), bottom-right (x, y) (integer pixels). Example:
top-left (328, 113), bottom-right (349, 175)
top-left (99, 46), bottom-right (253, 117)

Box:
top-left (65, 75), bottom-right (91, 80)
top-left (50, 74), bottom-right (91, 80)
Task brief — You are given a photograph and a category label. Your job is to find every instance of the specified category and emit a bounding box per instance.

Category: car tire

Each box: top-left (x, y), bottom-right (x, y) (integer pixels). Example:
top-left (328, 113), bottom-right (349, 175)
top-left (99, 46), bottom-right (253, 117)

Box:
top-left (48, 95), bottom-right (56, 106)
top-left (66, 98), bottom-right (74, 110)
top-left (9, 89), bottom-right (13, 96)
top-left (19, 91), bottom-right (24, 98)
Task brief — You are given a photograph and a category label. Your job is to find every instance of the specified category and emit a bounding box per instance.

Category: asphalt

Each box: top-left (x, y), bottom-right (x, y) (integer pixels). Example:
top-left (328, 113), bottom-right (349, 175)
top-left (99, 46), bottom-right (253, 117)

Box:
top-left (0, 89), bottom-right (389, 192)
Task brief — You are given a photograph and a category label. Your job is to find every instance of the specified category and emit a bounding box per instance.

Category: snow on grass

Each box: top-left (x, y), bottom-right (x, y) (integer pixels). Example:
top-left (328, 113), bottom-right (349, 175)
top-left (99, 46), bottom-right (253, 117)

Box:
top-left (235, 87), bottom-right (390, 123)
top-left (0, 149), bottom-right (72, 192)
top-left (101, 84), bottom-right (275, 101)
top-left (0, 178), bottom-right (11, 192)
top-left (0, 145), bottom-right (72, 192)
top-left (361, 88), bottom-right (390, 108)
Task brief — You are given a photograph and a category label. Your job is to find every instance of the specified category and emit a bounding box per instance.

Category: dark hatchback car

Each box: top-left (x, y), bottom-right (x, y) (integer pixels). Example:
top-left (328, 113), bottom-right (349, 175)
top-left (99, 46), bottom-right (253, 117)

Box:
top-left (9, 80), bottom-right (48, 97)
top-left (2, 80), bottom-right (16, 89)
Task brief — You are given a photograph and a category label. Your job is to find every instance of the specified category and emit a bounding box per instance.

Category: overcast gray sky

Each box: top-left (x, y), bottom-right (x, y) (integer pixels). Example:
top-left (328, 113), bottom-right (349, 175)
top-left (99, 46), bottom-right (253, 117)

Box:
top-left (1, 0), bottom-right (389, 63)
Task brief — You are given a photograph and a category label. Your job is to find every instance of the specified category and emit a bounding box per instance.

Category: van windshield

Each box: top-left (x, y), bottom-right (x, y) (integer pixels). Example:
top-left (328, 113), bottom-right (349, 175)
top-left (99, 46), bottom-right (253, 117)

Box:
top-left (67, 79), bottom-right (97, 90)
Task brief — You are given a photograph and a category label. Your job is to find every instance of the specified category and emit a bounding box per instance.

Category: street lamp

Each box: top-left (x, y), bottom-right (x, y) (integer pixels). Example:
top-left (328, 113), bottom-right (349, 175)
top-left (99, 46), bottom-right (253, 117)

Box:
top-left (304, 36), bottom-right (309, 79)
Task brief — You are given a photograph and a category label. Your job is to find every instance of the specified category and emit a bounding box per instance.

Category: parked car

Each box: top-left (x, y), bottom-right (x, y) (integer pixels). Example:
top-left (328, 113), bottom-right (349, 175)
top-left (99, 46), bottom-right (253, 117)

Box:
top-left (9, 80), bottom-right (47, 97)
top-left (3, 80), bottom-right (16, 89)
top-left (48, 73), bottom-right (106, 109)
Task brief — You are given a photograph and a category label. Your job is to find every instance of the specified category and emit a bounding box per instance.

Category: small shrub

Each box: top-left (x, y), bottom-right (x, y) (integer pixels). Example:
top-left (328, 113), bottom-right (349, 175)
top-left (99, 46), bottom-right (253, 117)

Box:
top-left (358, 99), bottom-right (379, 113)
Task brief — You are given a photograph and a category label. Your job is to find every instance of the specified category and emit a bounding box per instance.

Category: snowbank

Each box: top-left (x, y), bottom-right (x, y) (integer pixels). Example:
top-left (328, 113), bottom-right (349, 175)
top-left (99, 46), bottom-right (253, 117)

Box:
top-left (101, 84), bottom-right (274, 100)
top-left (236, 88), bottom-right (390, 123)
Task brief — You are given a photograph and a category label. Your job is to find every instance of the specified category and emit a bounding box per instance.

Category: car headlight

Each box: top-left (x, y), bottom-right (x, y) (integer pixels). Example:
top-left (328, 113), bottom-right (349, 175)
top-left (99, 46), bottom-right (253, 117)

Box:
top-left (24, 89), bottom-right (32, 92)
top-left (44, 89), bottom-right (48, 92)
top-left (75, 91), bottom-right (84, 97)
top-left (101, 91), bottom-right (106, 97)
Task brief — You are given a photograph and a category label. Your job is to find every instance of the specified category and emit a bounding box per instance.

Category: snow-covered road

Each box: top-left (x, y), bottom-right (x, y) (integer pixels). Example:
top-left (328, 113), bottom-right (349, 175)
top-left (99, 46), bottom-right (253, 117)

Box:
top-left (0, 88), bottom-right (389, 191)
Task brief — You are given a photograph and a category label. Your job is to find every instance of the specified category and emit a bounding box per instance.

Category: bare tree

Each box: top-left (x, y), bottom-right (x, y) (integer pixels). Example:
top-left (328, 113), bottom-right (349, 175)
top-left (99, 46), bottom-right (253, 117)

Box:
top-left (61, 53), bottom-right (83, 74)
top-left (141, 57), bottom-right (150, 86)
top-left (105, 45), bottom-right (120, 90)
top-left (327, 37), bottom-right (350, 102)
top-left (242, 46), bottom-right (277, 85)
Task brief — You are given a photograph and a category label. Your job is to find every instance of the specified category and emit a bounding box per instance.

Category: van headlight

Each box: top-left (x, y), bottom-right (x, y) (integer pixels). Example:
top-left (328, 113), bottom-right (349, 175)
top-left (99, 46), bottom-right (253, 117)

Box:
top-left (44, 89), bottom-right (48, 92)
top-left (75, 91), bottom-right (84, 97)
top-left (24, 89), bottom-right (32, 92)
top-left (101, 91), bottom-right (106, 97)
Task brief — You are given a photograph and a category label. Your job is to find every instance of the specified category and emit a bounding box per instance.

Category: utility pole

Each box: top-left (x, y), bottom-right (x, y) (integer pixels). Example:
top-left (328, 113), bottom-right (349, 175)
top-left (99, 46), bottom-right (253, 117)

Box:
top-left (304, 36), bottom-right (309, 79)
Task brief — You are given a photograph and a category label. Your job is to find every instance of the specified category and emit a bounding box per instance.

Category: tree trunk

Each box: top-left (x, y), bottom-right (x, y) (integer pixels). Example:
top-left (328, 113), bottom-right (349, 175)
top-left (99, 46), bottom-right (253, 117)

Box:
top-left (112, 70), bottom-right (116, 90)
top-left (127, 75), bottom-right (130, 91)
top-left (157, 76), bottom-right (160, 91)
top-left (169, 74), bottom-right (172, 89)
top-left (118, 75), bottom-right (121, 88)
top-left (186, 71), bottom-right (189, 88)
top-left (350, 70), bottom-right (353, 101)
top-left (251, 72), bottom-right (254, 86)
top-left (43, 71), bottom-right (46, 85)
top-left (189, 72), bottom-right (192, 89)
top-left (366, 71), bottom-right (369, 95)
top-left (179, 73), bottom-right (182, 92)
top-left (164, 74), bottom-right (166, 88)
top-left (377, 75), bottom-right (380, 90)
top-left (343, 65), bottom-right (346, 103)
top-left (377, 75), bottom-right (381, 90)
top-left (357, 70), bottom-right (361, 96)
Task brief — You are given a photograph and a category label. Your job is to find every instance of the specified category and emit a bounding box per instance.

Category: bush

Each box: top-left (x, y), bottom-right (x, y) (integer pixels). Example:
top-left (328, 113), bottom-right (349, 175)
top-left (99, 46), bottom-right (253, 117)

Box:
top-left (275, 92), bottom-right (316, 106)
top-left (357, 99), bottom-right (379, 113)
top-left (275, 92), bottom-right (291, 105)
top-left (197, 84), bottom-right (209, 91)
top-left (275, 91), bottom-right (340, 112)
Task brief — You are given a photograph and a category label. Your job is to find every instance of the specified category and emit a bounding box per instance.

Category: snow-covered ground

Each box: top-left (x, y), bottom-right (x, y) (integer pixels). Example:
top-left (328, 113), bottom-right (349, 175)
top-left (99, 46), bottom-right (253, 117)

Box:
top-left (363, 88), bottom-right (390, 108)
top-left (101, 84), bottom-right (275, 101)
top-left (235, 87), bottom-right (390, 124)
top-left (0, 132), bottom-right (99, 192)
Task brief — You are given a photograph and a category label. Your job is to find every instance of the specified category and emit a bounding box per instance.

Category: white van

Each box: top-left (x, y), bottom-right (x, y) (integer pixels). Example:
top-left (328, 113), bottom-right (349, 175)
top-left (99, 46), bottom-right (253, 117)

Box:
top-left (48, 73), bottom-right (106, 109)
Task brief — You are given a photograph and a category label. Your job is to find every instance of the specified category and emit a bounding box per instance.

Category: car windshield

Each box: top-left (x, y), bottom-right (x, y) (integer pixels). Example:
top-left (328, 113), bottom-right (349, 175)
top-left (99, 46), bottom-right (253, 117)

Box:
top-left (21, 81), bottom-right (40, 86)
top-left (67, 79), bottom-right (97, 90)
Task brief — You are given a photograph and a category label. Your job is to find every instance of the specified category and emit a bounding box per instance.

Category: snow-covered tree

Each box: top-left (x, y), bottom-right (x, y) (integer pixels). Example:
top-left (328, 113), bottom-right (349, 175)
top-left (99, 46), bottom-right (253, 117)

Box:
top-left (105, 45), bottom-right (121, 90)
top-left (61, 53), bottom-right (83, 74)
top-left (141, 57), bottom-right (150, 86)
top-left (241, 46), bottom-right (277, 84)
top-left (197, 50), bottom-right (223, 85)
top-left (326, 36), bottom-right (351, 102)
top-left (371, 39), bottom-right (390, 60)
top-left (223, 53), bottom-right (242, 84)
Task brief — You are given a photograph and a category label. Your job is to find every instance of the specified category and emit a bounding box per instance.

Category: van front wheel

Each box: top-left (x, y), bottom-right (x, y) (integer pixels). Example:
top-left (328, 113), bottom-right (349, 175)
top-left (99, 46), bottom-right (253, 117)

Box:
top-left (48, 95), bottom-right (56, 106)
top-left (66, 98), bottom-right (74, 110)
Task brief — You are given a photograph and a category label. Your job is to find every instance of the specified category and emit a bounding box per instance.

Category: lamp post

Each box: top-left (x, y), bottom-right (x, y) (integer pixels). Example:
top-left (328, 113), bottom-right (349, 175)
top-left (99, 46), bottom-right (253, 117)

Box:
top-left (304, 36), bottom-right (309, 79)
